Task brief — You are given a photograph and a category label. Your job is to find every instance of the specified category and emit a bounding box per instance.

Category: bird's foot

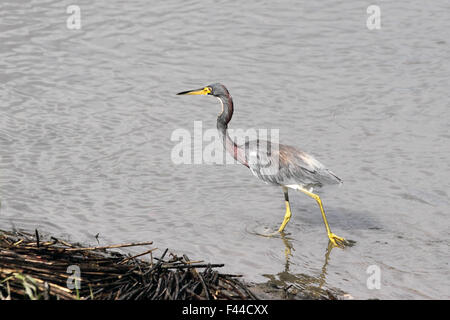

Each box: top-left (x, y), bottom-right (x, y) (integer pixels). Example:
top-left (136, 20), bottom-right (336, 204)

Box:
top-left (328, 232), bottom-right (350, 248)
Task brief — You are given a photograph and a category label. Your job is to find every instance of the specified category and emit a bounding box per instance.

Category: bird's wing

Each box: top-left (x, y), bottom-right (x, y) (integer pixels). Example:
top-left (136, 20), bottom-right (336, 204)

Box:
top-left (245, 141), bottom-right (342, 187)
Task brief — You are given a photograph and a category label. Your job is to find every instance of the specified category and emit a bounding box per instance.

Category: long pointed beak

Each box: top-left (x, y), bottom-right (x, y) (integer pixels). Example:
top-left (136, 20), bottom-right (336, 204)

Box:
top-left (177, 87), bottom-right (211, 95)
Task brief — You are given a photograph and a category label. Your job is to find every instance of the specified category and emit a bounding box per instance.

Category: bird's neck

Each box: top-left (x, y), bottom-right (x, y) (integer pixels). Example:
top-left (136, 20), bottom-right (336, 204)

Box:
top-left (216, 93), bottom-right (233, 127)
top-left (216, 94), bottom-right (248, 167)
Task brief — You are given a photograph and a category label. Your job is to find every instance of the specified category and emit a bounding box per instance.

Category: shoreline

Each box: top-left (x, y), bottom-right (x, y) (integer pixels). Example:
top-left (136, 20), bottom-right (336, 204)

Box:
top-left (0, 228), bottom-right (343, 300)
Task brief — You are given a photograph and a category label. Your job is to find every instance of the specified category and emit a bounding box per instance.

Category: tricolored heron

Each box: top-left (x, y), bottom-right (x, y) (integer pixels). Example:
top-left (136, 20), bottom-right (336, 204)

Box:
top-left (177, 83), bottom-right (349, 248)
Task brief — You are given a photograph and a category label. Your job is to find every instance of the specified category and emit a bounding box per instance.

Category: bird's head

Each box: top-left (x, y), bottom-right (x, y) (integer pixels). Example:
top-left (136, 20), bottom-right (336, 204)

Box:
top-left (176, 83), bottom-right (229, 97)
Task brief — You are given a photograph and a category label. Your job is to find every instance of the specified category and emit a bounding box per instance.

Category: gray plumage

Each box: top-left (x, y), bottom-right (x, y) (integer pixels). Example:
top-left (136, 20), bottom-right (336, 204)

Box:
top-left (244, 140), bottom-right (342, 189)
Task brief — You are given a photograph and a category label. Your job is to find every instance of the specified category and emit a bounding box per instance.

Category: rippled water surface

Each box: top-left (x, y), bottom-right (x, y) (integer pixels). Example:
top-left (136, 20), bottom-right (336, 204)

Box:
top-left (1, 0), bottom-right (449, 299)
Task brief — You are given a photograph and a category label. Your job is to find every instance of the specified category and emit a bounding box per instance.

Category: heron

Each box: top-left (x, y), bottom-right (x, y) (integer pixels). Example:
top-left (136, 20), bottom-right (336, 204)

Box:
top-left (177, 83), bottom-right (349, 248)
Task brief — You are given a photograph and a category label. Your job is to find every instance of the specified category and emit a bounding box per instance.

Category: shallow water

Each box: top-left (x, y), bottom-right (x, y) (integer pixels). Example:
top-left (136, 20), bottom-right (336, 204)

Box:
top-left (1, 0), bottom-right (449, 299)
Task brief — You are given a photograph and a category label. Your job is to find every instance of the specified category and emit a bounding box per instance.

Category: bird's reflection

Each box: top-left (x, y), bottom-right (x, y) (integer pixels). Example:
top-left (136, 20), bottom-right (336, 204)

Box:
top-left (260, 233), bottom-right (341, 299)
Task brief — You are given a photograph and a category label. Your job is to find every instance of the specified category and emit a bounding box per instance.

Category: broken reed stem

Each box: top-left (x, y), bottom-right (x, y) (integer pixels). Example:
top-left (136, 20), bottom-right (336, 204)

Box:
top-left (63, 241), bottom-right (154, 252)
top-left (119, 248), bottom-right (158, 265)
top-left (161, 264), bottom-right (225, 269)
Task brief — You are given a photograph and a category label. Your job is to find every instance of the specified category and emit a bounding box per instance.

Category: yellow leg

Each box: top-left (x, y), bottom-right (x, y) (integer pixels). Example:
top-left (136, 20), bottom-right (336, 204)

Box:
top-left (277, 186), bottom-right (292, 233)
top-left (298, 187), bottom-right (348, 248)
